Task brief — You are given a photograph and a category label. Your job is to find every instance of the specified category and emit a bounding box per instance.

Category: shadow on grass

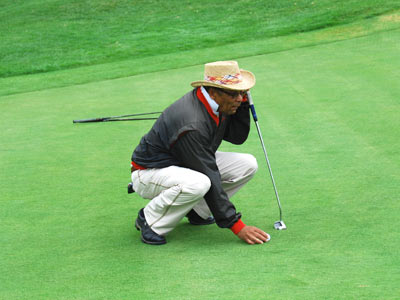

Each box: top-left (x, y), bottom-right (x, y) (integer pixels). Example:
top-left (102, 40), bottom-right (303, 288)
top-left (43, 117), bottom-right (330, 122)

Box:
top-left (162, 222), bottom-right (248, 247)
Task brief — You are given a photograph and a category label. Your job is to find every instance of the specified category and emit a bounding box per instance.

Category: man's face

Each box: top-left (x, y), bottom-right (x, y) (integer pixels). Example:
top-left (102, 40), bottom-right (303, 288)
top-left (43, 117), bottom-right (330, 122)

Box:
top-left (209, 88), bottom-right (247, 115)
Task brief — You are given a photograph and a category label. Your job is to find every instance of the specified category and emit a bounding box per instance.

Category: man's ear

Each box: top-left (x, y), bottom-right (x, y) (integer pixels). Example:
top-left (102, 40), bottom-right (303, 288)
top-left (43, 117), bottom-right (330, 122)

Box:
top-left (207, 87), bottom-right (218, 100)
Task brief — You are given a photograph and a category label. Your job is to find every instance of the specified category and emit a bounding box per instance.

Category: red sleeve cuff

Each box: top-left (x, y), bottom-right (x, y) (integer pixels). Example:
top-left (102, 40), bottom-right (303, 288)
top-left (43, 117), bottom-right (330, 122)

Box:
top-left (230, 219), bottom-right (246, 235)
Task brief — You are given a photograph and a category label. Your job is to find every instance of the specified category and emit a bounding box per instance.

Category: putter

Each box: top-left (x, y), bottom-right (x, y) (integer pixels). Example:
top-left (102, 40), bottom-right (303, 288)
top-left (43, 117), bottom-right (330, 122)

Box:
top-left (247, 91), bottom-right (287, 230)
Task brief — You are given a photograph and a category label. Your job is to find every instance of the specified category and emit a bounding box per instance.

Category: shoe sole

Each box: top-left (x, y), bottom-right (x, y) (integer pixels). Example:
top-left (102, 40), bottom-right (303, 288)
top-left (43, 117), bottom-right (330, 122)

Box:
top-left (135, 219), bottom-right (167, 245)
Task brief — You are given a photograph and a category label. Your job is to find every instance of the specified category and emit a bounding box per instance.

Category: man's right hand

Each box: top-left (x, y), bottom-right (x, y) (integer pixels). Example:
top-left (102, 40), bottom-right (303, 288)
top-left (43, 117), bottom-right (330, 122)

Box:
top-left (236, 225), bottom-right (270, 244)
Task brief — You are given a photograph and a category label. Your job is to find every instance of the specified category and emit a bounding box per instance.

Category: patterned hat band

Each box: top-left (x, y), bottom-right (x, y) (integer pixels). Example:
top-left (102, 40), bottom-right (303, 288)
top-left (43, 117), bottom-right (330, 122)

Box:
top-left (204, 73), bottom-right (243, 85)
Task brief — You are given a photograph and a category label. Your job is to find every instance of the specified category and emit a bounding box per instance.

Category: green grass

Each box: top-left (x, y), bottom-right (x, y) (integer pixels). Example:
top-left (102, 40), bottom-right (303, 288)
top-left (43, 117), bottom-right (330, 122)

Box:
top-left (1, 25), bottom-right (399, 299)
top-left (1, 1), bottom-right (400, 299)
top-left (1, 10), bottom-right (400, 97)
top-left (1, 0), bottom-right (400, 78)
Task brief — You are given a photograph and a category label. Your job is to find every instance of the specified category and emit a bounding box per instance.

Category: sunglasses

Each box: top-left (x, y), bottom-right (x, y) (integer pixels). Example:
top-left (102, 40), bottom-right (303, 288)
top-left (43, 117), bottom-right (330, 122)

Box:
top-left (218, 89), bottom-right (248, 98)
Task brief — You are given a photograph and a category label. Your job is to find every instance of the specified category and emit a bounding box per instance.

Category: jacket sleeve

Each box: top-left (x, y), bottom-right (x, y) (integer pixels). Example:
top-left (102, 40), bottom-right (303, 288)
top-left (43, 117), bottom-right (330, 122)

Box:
top-left (223, 100), bottom-right (250, 144)
top-left (170, 130), bottom-right (241, 228)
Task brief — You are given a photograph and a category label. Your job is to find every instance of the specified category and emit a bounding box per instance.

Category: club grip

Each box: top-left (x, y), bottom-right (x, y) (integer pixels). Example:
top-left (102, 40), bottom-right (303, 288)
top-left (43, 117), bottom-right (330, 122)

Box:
top-left (73, 118), bottom-right (107, 123)
top-left (246, 91), bottom-right (258, 122)
top-left (250, 104), bottom-right (258, 122)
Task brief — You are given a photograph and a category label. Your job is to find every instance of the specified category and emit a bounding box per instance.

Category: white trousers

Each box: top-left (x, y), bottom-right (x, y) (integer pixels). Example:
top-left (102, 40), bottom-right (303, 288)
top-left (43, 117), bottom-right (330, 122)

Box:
top-left (131, 151), bottom-right (258, 236)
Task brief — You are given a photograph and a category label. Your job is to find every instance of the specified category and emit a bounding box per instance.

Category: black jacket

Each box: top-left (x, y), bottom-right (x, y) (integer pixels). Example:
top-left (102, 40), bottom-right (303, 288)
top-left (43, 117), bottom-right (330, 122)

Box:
top-left (131, 88), bottom-right (250, 228)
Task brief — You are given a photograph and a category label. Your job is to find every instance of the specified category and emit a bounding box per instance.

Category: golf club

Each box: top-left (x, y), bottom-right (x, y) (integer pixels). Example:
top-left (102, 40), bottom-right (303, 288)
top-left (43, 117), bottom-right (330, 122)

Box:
top-left (73, 111), bottom-right (162, 123)
top-left (247, 91), bottom-right (287, 230)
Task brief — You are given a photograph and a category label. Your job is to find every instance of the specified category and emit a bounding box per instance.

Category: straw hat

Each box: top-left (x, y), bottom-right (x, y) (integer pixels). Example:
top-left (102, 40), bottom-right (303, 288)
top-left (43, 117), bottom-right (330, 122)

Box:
top-left (191, 61), bottom-right (255, 91)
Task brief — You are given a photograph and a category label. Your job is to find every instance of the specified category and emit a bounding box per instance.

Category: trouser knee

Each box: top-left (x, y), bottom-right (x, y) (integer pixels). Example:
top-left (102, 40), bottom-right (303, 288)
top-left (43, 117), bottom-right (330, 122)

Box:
top-left (242, 153), bottom-right (258, 177)
top-left (181, 173), bottom-right (211, 199)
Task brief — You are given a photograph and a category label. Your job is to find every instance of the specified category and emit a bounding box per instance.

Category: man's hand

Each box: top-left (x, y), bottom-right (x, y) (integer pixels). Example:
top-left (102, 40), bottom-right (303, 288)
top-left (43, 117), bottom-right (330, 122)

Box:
top-left (237, 225), bottom-right (270, 244)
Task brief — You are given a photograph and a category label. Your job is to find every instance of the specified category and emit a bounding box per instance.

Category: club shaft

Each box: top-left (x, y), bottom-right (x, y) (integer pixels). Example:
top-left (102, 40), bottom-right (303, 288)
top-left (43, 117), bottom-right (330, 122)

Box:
top-left (107, 111), bottom-right (162, 119)
top-left (253, 121), bottom-right (283, 221)
top-left (247, 91), bottom-right (283, 221)
top-left (105, 117), bottom-right (158, 121)
top-left (73, 111), bottom-right (162, 123)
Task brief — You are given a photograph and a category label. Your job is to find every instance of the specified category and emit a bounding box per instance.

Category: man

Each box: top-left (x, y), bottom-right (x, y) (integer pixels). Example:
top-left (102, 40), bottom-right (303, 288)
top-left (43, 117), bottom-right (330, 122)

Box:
top-left (130, 61), bottom-right (270, 245)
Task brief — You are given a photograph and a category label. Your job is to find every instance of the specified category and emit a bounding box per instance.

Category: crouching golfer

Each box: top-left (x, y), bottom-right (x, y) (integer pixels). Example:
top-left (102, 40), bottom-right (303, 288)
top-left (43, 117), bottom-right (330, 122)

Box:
top-left (130, 61), bottom-right (270, 245)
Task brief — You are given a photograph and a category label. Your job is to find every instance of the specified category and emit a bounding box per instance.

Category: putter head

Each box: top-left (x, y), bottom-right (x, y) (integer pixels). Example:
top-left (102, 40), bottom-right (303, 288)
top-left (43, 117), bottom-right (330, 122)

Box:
top-left (274, 220), bottom-right (287, 230)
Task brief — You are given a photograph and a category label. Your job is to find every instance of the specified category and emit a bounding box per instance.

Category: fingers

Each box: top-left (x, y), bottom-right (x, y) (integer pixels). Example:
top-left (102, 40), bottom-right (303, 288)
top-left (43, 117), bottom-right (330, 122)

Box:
top-left (256, 228), bottom-right (271, 242)
top-left (250, 231), bottom-right (269, 244)
top-left (237, 226), bottom-right (271, 245)
top-left (250, 227), bottom-right (270, 244)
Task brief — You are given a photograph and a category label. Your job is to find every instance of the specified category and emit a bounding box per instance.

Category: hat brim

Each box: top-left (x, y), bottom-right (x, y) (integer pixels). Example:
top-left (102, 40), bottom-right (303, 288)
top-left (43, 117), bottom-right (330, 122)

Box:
top-left (191, 69), bottom-right (255, 91)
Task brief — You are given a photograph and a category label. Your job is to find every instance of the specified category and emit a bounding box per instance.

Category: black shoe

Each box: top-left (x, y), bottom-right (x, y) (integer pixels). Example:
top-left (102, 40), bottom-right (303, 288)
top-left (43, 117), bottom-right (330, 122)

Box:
top-left (135, 208), bottom-right (166, 245)
top-left (186, 209), bottom-right (215, 225)
top-left (127, 182), bottom-right (135, 194)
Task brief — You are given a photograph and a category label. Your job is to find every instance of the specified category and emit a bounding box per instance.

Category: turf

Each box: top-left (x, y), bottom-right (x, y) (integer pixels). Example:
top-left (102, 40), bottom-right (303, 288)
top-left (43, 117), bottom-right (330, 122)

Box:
top-left (1, 0), bottom-right (400, 78)
top-left (1, 11), bottom-right (400, 97)
top-left (1, 24), bottom-right (399, 299)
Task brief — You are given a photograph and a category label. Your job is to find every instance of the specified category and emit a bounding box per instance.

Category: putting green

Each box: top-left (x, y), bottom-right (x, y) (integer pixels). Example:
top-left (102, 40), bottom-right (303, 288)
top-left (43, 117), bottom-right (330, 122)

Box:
top-left (1, 29), bottom-right (399, 299)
